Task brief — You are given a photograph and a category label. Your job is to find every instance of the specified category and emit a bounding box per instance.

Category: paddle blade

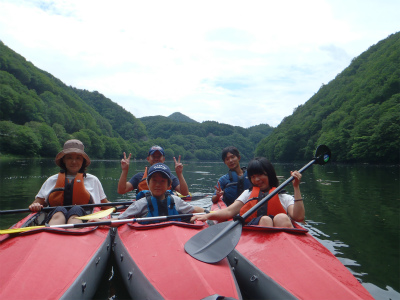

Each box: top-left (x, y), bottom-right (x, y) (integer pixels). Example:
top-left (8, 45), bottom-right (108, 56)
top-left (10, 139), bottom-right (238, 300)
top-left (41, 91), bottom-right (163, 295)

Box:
top-left (0, 225), bottom-right (45, 235)
top-left (76, 207), bottom-right (116, 220)
top-left (315, 144), bottom-right (331, 165)
top-left (185, 221), bottom-right (242, 264)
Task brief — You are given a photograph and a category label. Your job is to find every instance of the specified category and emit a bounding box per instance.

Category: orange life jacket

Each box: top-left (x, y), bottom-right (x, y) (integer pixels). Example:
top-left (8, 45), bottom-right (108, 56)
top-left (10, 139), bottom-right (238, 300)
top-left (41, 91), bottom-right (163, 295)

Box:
top-left (240, 186), bottom-right (286, 224)
top-left (137, 167), bottom-right (149, 192)
top-left (48, 171), bottom-right (92, 206)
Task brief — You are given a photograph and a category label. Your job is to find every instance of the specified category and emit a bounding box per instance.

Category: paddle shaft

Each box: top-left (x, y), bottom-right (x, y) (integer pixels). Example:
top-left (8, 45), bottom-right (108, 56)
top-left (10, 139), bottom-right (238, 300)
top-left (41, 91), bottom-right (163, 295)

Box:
top-left (241, 157), bottom-right (317, 221)
top-left (0, 212), bottom-right (206, 234)
top-left (0, 201), bottom-right (134, 215)
top-left (53, 213), bottom-right (206, 229)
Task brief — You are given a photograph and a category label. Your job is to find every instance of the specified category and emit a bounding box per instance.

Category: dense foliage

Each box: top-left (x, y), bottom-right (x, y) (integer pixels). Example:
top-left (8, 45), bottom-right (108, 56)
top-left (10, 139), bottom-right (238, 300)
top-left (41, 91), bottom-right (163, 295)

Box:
top-left (0, 41), bottom-right (272, 161)
top-left (1, 31), bottom-right (398, 164)
top-left (256, 32), bottom-right (400, 164)
top-left (140, 115), bottom-right (273, 160)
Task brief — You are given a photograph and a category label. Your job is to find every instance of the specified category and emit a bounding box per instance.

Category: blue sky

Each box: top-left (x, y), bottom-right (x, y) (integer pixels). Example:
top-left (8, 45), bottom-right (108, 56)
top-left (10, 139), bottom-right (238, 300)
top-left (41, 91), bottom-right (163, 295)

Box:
top-left (0, 0), bottom-right (399, 128)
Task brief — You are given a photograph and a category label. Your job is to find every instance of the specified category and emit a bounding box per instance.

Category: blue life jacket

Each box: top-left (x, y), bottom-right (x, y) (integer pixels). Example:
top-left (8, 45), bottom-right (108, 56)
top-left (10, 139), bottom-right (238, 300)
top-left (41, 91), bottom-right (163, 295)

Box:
top-left (222, 168), bottom-right (251, 206)
top-left (136, 189), bottom-right (173, 200)
top-left (140, 193), bottom-right (183, 224)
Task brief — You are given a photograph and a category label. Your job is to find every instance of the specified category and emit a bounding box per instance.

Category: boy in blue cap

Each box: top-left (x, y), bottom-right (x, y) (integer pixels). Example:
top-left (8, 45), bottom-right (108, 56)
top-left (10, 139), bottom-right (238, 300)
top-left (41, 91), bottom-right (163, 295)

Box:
top-left (118, 145), bottom-right (189, 198)
top-left (118, 163), bottom-right (204, 220)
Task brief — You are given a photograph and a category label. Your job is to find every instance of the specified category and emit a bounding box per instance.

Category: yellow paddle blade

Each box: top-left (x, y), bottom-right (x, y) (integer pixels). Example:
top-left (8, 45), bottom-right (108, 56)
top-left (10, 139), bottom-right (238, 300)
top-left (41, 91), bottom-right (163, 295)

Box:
top-left (76, 207), bottom-right (116, 220)
top-left (176, 192), bottom-right (192, 198)
top-left (0, 225), bottom-right (46, 235)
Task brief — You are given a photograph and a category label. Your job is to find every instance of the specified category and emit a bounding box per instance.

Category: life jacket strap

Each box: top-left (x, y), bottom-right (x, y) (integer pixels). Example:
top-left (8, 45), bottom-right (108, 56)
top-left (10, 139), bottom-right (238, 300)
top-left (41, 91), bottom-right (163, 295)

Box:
top-left (63, 176), bottom-right (74, 206)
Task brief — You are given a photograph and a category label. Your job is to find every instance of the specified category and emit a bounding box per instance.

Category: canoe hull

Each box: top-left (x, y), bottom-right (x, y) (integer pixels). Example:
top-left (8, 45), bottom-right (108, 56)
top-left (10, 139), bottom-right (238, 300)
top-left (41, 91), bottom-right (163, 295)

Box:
top-left (113, 221), bottom-right (242, 300)
top-left (227, 224), bottom-right (374, 300)
top-left (0, 212), bottom-right (111, 300)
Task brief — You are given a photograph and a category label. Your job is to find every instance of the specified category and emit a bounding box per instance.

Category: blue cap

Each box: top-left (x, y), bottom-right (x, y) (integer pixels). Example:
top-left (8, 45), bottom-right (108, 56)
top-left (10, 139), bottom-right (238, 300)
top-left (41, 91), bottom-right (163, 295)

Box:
top-left (148, 145), bottom-right (165, 156)
top-left (147, 163), bottom-right (172, 181)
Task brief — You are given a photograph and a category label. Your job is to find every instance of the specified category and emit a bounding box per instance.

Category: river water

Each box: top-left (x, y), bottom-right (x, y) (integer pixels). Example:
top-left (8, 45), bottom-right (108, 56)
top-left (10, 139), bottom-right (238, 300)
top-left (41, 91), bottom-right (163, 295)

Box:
top-left (0, 158), bottom-right (399, 300)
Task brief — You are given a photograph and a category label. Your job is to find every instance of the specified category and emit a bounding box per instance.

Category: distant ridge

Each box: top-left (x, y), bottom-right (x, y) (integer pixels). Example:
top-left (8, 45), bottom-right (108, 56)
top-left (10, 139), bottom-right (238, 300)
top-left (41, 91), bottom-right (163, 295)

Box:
top-left (168, 112), bottom-right (198, 123)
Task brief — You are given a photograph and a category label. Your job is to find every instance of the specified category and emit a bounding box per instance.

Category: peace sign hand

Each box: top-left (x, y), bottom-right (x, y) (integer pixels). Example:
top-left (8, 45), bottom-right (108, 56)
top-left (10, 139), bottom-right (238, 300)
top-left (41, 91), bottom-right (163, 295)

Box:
top-left (121, 152), bottom-right (131, 171)
top-left (173, 155), bottom-right (183, 175)
top-left (215, 182), bottom-right (224, 198)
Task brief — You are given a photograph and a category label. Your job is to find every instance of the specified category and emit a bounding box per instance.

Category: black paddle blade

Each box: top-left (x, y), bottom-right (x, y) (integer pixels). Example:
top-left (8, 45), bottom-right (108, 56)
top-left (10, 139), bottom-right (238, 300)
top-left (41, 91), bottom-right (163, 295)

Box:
top-left (185, 221), bottom-right (243, 264)
top-left (315, 145), bottom-right (331, 165)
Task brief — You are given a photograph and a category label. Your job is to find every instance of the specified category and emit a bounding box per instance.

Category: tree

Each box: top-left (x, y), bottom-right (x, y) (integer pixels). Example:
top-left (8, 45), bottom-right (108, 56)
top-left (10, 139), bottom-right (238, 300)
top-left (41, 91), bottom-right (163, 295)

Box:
top-left (25, 121), bottom-right (60, 157)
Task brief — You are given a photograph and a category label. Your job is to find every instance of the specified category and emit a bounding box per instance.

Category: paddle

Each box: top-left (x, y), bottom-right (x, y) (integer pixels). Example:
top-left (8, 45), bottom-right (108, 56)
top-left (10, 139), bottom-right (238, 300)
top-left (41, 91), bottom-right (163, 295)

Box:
top-left (0, 212), bottom-right (206, 235)
top-left (176, 192), bottom-right (210, 201)
top-left (184, 144), bottom-right (331, 264)
top-left (0, 201), bottom-right (134, 215)
top-left (76, 207), bottom-right (118, 220)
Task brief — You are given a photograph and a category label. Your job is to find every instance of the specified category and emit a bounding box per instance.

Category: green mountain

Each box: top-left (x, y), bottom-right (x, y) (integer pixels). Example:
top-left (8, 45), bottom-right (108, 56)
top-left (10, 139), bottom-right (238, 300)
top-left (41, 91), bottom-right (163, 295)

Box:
top-left (168, 112), bottom-right (197, 123)
top-left (0, 41), bottom-right (272, 160)
top-left (139, 115), bottom-right (273, 160)
top-left (1, 32), bottom-right (398, 164)
top-left (256, 32), bottom-right (400, 164)
top-left (0, 40), bottom-right (148, 158)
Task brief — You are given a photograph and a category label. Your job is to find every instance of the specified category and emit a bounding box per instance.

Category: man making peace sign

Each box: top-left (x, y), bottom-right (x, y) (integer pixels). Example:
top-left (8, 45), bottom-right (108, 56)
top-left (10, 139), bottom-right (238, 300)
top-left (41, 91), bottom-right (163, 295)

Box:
top-left (117, 145), bottom-right (189, 198)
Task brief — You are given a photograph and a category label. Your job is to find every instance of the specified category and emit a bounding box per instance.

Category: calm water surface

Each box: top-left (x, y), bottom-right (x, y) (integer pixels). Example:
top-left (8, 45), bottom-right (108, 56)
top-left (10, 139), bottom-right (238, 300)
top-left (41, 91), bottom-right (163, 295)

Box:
top-left (0, 158), bottom-right (399, 300)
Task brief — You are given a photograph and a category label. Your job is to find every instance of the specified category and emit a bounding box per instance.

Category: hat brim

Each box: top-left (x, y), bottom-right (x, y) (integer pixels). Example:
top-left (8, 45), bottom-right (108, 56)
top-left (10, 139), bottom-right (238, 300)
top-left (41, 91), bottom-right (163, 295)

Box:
top-left (146, 170), bottom-right (172, 184)
top-left (55, 148), bottom-right (91, 167)
top-left (148, 150), bottom-right (165, 156)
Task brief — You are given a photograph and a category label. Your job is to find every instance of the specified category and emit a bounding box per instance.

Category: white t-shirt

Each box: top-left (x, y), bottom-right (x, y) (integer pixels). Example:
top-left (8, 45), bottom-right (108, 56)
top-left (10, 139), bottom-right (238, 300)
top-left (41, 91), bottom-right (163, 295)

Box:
top-left (35, 173), bottom-right (107, 204)
top-left (236, 189), bottom-right (295, 212)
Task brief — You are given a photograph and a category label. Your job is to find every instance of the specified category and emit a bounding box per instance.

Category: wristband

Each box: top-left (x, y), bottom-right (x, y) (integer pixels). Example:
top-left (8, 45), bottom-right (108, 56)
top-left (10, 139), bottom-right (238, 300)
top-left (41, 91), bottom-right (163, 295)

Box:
top-left (294, 199), bottom-right (303, 202)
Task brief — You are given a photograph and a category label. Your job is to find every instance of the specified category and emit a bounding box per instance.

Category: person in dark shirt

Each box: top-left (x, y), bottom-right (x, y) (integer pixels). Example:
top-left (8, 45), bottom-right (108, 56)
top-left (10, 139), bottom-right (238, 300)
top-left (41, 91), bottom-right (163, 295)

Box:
top-left (212, 146), bottom-right (251, 206)
top-left (117, 145), bottom-right (189, 198)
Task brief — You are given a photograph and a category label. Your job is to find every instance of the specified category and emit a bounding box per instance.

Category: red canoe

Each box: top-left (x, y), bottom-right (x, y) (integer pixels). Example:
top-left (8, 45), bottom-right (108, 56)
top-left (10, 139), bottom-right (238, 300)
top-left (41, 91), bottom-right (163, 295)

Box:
top-left (0, 212), bottom-right (111, 300)
top-left (226, 224), bottom-right (374, 300)
top-left (113, 221), bottom-right (242, 300)
top-left (211, 198), bottom-right (373, 299)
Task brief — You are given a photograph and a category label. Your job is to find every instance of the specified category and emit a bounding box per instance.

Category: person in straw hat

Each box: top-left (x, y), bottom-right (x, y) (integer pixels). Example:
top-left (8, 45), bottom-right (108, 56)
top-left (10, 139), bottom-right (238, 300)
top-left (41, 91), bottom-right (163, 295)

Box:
top-left (29, 139), bottom-right (109, 225)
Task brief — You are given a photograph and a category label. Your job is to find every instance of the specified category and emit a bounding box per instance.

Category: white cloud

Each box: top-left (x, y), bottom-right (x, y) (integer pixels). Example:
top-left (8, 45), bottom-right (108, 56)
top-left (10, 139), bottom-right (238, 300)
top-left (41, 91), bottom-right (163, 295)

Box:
top-left (0, 0), bottom-right (399, 127)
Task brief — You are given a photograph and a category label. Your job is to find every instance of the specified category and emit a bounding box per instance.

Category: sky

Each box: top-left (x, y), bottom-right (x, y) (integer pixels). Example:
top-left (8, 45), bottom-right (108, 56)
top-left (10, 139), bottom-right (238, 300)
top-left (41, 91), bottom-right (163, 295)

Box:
top-left (0, 0), bottom-right (399, 128)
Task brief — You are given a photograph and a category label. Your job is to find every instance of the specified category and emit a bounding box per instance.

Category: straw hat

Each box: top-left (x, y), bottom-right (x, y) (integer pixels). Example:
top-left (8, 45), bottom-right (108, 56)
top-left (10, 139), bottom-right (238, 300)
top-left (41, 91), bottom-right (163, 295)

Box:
top-left (55, 139), bottom-right (91, 167)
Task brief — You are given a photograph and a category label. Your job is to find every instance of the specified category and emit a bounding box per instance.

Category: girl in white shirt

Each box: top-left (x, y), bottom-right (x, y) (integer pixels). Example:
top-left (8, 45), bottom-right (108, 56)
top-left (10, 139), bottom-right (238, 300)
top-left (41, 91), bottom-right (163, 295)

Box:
top-left (194, 157), bottom-right (304, 228)
top-left (29, 139), bottom-right (108, 225)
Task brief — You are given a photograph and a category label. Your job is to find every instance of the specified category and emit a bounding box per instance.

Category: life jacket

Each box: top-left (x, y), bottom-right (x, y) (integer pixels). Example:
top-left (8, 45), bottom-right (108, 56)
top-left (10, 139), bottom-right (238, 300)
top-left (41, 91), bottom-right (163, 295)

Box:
top-left (222, 168), bottom-right (250, 206)
top-left (136, 189), bottom-right (174, 200)
top-left (239, 186), bottom-right (286, 224)
top-left (137, 167), bottom-right (149, 193)
top-left (140, 192), bottom-right (186, 224)
top-left (47, 171), bottom-right (93, 207)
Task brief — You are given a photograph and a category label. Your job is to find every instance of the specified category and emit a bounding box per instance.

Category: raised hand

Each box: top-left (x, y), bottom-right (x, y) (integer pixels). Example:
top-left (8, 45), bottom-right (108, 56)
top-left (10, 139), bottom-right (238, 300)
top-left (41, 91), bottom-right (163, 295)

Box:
top-left (173, 155), bottom-right (183, 175)
top-left (214, 182), bottom-right (224, 199)
top-left (121, 152), bottom-right (131, 171)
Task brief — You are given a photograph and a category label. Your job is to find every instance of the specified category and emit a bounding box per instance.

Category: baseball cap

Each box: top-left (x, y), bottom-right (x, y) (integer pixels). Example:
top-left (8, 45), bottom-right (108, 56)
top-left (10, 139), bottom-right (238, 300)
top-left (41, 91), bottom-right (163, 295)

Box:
top-left (147, 163), bottom-right (172, 181)
top-left (148, 145), bottom-right (165, 156)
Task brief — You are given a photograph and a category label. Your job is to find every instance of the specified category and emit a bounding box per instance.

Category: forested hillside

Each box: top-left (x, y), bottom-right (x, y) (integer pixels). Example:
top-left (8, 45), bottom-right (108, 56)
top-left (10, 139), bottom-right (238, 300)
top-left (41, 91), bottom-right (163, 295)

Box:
top-left (256, 32), bottom-right (400, 164)
top-left (0, 41), bottom-right (148, 158)
top-left (1, 31), bottom-right (398, 164)
top-left (0, 41), bottom-right (272, 161)
top-left (140, 115), bottom-right (273, 160)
